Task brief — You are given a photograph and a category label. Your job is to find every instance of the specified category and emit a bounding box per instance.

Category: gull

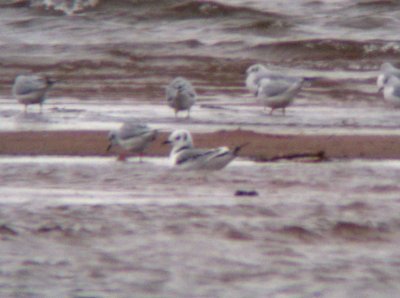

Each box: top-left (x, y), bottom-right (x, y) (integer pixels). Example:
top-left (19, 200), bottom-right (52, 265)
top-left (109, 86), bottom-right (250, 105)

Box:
top-left (377, 62), bottom-right (400, 92)
top-left (256, 76), bottom-right (305, 115)
top-left (166, 77), bottom-right (196, 118)
top-left (245, 64), bottom-right (301, 95)
top-left (246, 64), bottom-right (273, 95)
top-left (107, 122), bottom-right (158, 161)
top-left (12, 74), bottom-right (55, 113)
top-left (380, 75), bottom-right (400, 108)
top-left (245, 63), bottom-right (308, 115)
top-left (163, 129), bottom-right (247, 171)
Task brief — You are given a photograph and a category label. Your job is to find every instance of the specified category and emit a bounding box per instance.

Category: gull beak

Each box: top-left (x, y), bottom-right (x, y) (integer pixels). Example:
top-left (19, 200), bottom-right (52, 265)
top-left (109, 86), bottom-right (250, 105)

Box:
top-left (378, 87), bottom-right (384, 93)
top-left (106, 143), bottom-right (112, 152)
top-left (163, 140), bottom-right (171, 145)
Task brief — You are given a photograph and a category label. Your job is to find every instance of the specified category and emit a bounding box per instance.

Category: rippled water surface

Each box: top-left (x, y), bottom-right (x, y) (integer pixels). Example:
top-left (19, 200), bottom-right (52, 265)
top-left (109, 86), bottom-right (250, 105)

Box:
top-left (1, 0), bottom-right (400, 104)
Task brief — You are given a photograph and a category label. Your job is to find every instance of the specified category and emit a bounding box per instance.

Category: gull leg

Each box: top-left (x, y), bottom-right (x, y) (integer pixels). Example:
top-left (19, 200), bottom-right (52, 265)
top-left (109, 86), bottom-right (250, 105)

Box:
top-left (269, 108), bottom-right (274, 115)
top-left (117, 153), bottom-right (127, 162)
top-left (39, 103), bottom-right (43, 114)
top-left (186, 109), bottom-right (191, 119)
top-left (282, 107), bottom-right (286, 116)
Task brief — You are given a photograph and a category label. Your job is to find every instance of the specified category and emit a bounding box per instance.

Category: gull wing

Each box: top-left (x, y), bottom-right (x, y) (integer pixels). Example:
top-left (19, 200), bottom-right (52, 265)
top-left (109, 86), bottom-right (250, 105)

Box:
top-left (175, 147), bottom-right (222, 165)
top-left (392, 84), bottom-right (400, 98)
top-left (254, 70), bottom-right (300, 87)
top-left (118, 123), bottom-right (154, 140)
top-left (258, 79), bottom-right (294, 98)
top-left (13, 75), bottom-right (47, 95)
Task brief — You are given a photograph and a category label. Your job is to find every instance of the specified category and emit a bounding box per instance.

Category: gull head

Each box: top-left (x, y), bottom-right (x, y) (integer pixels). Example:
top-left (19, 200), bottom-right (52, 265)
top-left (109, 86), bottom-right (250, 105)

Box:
top-left (378, 74), bottom-right (400, 93)
top-left (380, 62), bottom-right (395, 72)
top-left (163, 129), bottom-right (194, 149)
top-left (171, 77), bottom-right (188, 89)
top-left (246, 64), bottom-right (268, 75)
top-left (176, 82), bottom-right (187, 93)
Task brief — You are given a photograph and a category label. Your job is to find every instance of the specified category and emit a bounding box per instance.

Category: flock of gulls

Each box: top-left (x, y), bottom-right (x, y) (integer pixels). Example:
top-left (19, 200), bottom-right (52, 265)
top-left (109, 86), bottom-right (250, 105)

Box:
top-left (11, 62), bottom-right (400, 171)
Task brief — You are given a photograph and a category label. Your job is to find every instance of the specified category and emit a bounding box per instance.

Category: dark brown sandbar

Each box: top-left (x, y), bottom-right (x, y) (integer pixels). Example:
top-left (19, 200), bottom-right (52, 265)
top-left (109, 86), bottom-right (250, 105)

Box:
top-left (0, 130), bottom-right (400, 160)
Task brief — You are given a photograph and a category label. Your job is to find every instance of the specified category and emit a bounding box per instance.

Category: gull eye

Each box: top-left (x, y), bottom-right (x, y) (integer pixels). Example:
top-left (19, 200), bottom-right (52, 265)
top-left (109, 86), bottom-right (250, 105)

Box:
top-left (176, 136), bottom-right (181, 141)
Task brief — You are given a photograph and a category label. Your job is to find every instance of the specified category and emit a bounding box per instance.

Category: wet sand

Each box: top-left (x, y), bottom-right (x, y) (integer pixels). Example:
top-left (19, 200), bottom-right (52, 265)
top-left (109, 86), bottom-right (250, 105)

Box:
top-left (1, 129), bottom-right (400, 160)
top-left (1, 155), bottom-right (400, 297)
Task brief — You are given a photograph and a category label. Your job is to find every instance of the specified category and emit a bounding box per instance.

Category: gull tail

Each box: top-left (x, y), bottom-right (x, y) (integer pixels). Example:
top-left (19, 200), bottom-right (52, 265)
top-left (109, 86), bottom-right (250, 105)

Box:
top-left (303, 76), bottom-right (318, 82)
top-left (301, 76), bottom-right (319, 88)
top-left (233, 143), bottom-right (250, 156)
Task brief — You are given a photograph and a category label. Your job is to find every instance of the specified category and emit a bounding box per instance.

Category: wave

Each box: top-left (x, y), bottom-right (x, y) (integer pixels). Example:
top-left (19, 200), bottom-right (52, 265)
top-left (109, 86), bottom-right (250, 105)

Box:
top-left (0, 0), bottom-right (100, 14)
top-left (6, 0), bottom-right (286, 20)
top-left (29, 0), bottom-right (100, 15)
top-left (250, 39), bottom-right (400, 61)
top-left (355, 0), bottom-right (400, 8)
top-left (0, 0), bottom-right (31, 8)
top-left (167, 1), bottom-right (284, 19)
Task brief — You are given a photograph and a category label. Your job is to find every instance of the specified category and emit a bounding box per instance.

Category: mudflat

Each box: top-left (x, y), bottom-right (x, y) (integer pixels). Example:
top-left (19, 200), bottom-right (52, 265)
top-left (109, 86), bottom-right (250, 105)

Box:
top-left (1, 129), bottom-right (400, 160)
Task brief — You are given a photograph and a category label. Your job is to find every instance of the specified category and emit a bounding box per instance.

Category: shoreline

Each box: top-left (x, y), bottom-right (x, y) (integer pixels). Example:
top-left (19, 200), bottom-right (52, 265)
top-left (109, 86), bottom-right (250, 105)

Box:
top-left (1, 129), bottom-right (400, 160)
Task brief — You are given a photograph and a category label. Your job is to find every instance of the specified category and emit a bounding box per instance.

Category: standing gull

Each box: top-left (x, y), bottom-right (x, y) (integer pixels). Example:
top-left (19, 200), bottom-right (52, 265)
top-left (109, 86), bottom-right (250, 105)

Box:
top-left (246, 64), bottom-right (272, 95)
top-left (245, 64), bottom-right (307, 115)
top-left (163, 129), bottom-right (246, 171)
top-left (256, 76), bottom-right (305, 115)
top-left (107, 122), bottom-right (158, 161)
top-left (12, 74), bottom-right (55, 113)
top-left (165, 77), bottom-right (196, 118)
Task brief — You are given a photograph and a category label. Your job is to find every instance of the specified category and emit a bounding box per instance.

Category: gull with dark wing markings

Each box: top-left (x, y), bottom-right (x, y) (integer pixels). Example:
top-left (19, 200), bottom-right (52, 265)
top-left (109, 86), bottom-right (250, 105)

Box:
top-left (163, 129), bottom-right (246, 171)
top-left (107, 122), bottom-right (158, 162)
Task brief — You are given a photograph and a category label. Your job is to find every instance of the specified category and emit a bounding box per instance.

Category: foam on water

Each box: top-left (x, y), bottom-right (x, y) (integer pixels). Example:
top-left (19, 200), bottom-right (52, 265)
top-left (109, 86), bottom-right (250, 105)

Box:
top-left (30, 0), bottom-right (100, 15)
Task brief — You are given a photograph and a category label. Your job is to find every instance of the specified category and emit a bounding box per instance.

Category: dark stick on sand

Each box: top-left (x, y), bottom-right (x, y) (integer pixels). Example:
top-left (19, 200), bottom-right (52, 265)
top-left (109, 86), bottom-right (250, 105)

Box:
top-left (254, 151), bottom-right (327, 162)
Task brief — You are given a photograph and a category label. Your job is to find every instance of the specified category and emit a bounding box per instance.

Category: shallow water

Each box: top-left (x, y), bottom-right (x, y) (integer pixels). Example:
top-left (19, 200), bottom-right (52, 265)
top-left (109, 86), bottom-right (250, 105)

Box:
top-left (1, 0), bottom-right (400, 103)
top-left (0, 156), bottom-right (400, 297)
top-left (2, 97), bottom-right (400, 136)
